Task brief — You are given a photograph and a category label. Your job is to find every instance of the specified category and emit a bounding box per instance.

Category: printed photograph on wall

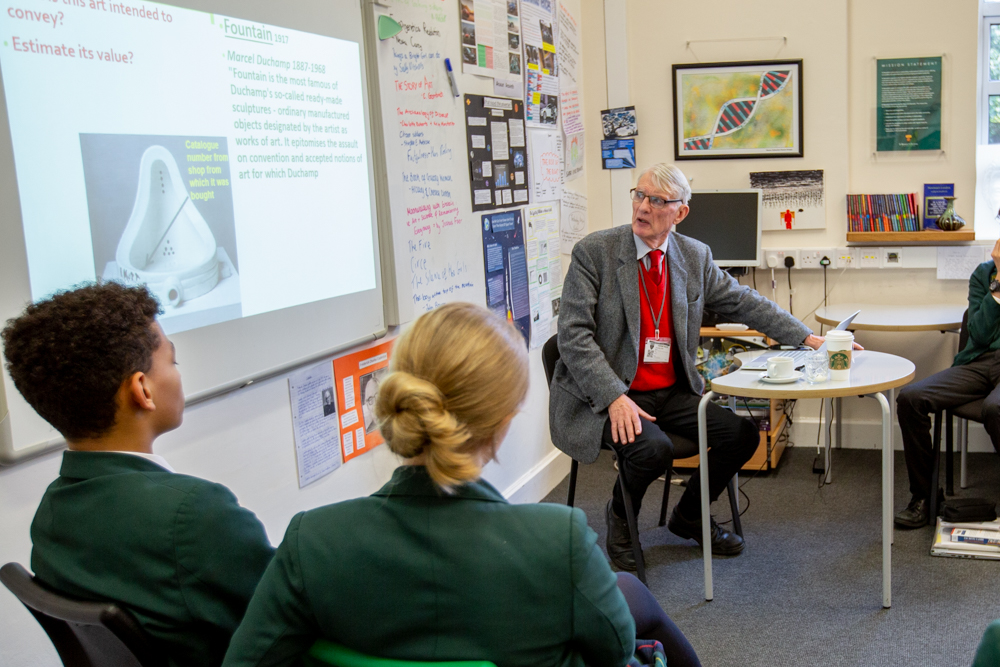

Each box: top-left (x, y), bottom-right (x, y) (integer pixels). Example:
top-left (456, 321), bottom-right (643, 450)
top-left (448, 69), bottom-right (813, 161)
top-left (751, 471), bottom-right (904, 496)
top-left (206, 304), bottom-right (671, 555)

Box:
top-left (672, 60), bottom-right (803, 160)
top-left (749, 169), bottom-right (825, 230)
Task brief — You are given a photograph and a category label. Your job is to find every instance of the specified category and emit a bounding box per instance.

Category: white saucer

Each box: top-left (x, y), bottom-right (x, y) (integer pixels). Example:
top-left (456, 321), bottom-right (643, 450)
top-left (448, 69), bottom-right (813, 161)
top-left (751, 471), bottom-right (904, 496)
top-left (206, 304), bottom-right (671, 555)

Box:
top-left (758, 370), bottom-right (803, 384)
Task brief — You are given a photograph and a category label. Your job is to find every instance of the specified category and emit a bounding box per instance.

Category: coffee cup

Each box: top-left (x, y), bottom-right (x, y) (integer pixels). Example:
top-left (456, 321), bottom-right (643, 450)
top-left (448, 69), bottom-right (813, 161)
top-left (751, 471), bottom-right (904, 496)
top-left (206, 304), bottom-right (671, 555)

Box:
top-left (766, 356), bottom-right (795, 379)
top-left (826, 330), bottom-right (854, 381)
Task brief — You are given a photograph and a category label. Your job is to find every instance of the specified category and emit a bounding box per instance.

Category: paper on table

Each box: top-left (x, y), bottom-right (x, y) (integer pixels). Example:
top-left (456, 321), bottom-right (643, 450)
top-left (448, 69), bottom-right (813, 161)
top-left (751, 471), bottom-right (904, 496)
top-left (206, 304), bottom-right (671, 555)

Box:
top-left (560, 189), bottom-right (587, 250)
top-left (288, 362), bottom-right (342, 488)
top-left (937, 246), bottom-right (985, 280)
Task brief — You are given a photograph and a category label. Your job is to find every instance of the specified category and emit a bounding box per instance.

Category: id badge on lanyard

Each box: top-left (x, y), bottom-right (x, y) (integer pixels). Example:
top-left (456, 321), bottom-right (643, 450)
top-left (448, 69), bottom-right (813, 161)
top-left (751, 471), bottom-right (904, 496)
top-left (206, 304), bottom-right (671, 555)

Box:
top-left (639, 258), bottom-right (671, 364)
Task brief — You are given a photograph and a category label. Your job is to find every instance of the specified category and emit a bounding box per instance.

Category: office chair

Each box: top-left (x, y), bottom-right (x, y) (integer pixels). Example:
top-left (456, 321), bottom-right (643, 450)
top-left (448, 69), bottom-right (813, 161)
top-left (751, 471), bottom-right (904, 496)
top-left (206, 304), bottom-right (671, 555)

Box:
top-left (542, 335), bottom-right (742, 585)
top-left (0, 562), bottom-right (165, 667)
top-left (305, 640), bottom-right (497, 667)
top-left (931, 309), bottom-right (983, 520)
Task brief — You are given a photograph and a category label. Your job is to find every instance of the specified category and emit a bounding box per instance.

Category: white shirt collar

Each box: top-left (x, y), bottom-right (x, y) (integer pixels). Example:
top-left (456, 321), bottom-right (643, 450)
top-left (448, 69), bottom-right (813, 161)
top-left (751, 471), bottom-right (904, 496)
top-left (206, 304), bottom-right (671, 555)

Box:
top-left (633, 233), bottom-right (669, 262)
top-left (108, 451), bottom-right (175, 473)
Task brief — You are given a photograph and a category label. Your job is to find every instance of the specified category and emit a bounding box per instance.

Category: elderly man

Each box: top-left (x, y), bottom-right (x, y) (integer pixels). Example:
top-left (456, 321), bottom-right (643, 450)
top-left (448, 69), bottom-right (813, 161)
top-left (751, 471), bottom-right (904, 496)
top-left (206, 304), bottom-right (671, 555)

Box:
top-left (549, 163), bottom-right (824, 568)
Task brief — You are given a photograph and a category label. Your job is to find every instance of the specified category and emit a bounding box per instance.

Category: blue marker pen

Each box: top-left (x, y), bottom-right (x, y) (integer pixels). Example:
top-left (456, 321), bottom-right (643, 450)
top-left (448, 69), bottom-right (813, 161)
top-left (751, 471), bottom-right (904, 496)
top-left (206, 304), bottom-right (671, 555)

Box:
top-left (444, 58), bottom-right (460, 98)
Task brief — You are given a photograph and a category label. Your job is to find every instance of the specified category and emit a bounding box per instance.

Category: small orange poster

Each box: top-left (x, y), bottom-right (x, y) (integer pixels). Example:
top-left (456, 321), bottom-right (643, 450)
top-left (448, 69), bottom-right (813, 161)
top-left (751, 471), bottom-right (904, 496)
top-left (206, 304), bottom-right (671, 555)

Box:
top-left (332, 339), bottom-right (394, 463)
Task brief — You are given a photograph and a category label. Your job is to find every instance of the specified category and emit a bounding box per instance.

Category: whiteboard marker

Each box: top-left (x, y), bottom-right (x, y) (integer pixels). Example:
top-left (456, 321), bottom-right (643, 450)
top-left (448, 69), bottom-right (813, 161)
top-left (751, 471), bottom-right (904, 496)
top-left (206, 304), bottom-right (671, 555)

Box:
top-left (444, 58), bottom-right (460, 98)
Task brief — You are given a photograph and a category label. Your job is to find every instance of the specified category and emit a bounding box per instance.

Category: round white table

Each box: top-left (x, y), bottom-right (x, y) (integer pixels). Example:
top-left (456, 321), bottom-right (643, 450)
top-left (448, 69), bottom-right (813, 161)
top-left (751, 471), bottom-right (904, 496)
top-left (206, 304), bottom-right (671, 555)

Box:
top-left (696, 350), bottom-right (915, 608)
top-left (814, 303), bottom-right (965, 332)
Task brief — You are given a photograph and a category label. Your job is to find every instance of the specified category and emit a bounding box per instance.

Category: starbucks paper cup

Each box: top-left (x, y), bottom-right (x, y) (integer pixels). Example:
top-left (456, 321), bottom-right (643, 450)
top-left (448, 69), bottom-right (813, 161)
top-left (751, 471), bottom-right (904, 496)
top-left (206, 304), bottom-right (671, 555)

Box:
top-left (826, 330), bottom-right (854, 381)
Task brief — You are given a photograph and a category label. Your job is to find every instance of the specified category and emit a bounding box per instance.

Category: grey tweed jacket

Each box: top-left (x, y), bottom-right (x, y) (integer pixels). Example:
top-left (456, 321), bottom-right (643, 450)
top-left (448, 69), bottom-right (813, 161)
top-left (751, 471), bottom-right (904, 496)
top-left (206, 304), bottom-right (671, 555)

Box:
top-left (549, 225), bottom-right (811, 464)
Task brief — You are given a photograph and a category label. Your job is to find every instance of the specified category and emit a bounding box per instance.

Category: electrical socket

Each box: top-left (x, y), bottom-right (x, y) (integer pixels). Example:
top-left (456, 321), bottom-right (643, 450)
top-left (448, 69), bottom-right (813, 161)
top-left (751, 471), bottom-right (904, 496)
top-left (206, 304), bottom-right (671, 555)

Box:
top-left (833, 247), bottom-right (857, 269)
top-left (881, 247), bottom-right (903, 268)
top-left (763, 249), bottom-right (799, 269)
top-left (799, 249), bottom-right (835, 269)
top-left (858, 248), bottom-right (880, 269)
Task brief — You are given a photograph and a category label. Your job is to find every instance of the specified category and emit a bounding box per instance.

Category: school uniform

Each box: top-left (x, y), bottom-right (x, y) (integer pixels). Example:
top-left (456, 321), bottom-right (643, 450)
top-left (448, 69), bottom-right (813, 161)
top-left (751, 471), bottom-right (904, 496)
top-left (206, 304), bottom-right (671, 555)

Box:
top-left (222, 465), bottom-right (635, 667)
top-left (30, 451), bottom-right (274, 667)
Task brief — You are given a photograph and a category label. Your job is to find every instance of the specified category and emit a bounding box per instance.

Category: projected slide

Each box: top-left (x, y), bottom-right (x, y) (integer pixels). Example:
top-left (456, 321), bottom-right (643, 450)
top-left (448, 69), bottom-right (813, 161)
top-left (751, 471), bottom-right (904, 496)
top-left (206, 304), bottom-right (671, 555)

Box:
top-left (0, 2), bottom-right (375, 334)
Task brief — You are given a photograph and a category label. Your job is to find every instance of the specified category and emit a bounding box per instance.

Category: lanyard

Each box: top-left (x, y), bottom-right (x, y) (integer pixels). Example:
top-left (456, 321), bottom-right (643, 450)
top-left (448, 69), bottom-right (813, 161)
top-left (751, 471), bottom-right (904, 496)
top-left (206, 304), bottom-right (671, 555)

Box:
top-left (638, 257), bottom-right (668, 338)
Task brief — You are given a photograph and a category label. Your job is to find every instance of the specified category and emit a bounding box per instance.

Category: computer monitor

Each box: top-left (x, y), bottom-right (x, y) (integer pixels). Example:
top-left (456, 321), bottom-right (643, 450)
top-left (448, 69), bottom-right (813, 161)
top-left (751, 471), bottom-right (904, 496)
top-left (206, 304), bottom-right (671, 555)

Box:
top-left (678, 190), bottom-right (762, 267)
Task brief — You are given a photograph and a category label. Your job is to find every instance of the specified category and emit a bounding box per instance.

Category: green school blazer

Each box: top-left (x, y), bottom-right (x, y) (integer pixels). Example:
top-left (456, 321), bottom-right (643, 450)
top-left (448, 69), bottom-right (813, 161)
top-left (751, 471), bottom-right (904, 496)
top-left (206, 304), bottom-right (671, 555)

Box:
top-left (222, 465), bottom-right (635, 667)
top-left (30, 451), bottom-right (275, 667)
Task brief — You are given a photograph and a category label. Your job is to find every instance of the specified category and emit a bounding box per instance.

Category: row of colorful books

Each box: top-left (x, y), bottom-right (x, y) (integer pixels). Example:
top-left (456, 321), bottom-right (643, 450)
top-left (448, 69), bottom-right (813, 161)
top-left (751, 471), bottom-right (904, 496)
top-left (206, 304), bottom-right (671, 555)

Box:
top-left (847, 194), bottom-right (921, 232)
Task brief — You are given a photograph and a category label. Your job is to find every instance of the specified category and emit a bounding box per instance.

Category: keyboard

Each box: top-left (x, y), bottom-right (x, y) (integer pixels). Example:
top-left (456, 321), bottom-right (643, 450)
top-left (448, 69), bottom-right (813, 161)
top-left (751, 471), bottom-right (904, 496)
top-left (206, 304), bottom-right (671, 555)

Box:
top-left (739, 348), bottom-right (814, 372)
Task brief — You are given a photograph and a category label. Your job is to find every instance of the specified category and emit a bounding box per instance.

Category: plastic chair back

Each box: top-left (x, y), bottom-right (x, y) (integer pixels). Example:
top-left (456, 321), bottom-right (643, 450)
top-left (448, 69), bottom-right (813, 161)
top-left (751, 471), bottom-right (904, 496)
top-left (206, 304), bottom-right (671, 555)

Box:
top-left (542, 334), bottom-right (559, 385)
top-left (0, 562), bottom-right (164, 667)
top-left (306, 640), bottom-right (497, 667)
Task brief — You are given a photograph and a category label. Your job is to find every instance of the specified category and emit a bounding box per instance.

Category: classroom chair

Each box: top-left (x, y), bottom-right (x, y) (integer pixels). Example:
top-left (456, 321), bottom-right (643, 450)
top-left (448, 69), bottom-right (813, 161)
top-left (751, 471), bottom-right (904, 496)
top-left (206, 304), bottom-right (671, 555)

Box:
top-left (305, 640), bottom-right (497, 667)
top-left (0, 562), bottom-right (164, 667)
top-left (541, 335), bottom-right (742, 585)
top-left (931, 310), bottom-right (983, 520)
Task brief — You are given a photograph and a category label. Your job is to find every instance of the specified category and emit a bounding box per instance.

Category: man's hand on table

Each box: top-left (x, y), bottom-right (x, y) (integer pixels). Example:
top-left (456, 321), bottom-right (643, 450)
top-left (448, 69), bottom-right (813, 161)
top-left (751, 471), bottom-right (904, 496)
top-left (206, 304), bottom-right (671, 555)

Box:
top-left (803, 334), bottom-right (864, 351)
top-left (608, 394), bottom-right (655, 445)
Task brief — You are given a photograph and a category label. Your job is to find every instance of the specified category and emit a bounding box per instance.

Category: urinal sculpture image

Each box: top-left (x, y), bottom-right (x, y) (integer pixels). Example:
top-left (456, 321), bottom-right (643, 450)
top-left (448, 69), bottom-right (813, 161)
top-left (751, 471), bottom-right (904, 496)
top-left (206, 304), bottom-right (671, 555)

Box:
top-left (115, 145), bottom-right (220, 308)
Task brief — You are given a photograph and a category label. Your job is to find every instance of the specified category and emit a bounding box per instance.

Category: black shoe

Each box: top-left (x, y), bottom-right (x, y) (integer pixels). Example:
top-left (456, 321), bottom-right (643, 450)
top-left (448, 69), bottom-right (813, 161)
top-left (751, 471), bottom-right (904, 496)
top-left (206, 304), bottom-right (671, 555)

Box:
top-left (668, 505), bottom-right (745, 556)
top-left (605, 500), bottom-right (638, 571)
top-left (894, 496), bottom-right (929, 528)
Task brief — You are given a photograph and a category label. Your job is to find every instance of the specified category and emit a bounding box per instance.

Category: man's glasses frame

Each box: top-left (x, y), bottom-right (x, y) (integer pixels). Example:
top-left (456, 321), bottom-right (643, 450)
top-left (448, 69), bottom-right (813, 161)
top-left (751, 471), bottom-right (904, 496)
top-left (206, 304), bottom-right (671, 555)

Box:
top-left (629, 188), bottom-right (682, 210)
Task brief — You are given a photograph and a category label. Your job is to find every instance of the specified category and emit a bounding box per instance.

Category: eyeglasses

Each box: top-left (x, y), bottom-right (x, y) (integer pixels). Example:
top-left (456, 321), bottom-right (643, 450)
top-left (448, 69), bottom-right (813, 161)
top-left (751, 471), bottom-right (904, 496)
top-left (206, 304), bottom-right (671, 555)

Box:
top-left (630, 189), bottom-right (681, 209)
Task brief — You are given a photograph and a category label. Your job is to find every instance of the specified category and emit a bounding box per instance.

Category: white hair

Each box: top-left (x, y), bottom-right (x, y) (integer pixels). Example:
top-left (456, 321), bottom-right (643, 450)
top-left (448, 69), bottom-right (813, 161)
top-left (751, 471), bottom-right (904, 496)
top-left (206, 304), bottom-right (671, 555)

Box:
top-left (640, 163), bottom-right (692, 204)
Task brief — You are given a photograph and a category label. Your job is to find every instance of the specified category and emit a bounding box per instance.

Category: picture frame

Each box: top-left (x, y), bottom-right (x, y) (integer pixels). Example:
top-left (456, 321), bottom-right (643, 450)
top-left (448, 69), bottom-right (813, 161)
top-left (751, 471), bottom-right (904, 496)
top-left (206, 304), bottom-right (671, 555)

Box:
top-left (672, 59), bottom-right (803, 161)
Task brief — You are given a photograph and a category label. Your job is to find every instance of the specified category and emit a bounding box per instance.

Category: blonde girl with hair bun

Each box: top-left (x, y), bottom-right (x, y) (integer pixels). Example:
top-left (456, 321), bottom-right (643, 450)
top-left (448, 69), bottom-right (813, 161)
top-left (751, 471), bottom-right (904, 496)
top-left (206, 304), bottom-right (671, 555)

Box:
top-left (224, 304), bottom-right (701, 667)
top-left (375, 301), bottom-right (529, 491)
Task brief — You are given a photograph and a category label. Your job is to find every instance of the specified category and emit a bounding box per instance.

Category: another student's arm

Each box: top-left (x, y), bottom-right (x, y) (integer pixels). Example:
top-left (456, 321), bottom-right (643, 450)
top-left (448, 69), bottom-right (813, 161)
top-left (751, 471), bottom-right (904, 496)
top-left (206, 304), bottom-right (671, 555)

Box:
top-left (966, 261), bottom-right (1000, 349)
top-left (568, 509), bottom-right (635, 666)
top-left (175, 481), bottom-right (275, 635)
top-left (221, 513), bottom-right (318, 667)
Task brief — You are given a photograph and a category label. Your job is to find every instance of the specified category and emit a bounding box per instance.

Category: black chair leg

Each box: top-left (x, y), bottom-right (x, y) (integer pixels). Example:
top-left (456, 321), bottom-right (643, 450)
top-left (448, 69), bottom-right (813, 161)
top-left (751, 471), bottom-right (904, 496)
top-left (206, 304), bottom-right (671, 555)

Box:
top-left (930, 411), bottom-right (942, 522)
top-left (946, 411), bottom-right (955, 496)
top-left (658, 468), bottom-right (671, 527)
top-left (727, 476), bottom-right (743, 538)
top-left (614, 454), bottom-right (647, 585)
top-left (566, 459), bottom-right (578, 508)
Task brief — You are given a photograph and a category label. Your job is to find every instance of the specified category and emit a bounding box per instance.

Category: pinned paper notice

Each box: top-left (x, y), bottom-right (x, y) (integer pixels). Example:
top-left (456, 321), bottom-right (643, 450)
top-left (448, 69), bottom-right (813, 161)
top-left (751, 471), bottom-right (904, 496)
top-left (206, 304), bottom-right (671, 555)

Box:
top-left (342, 376), bottom-right (355, 410)
top-left (288, 362), bottom-right (342, 488)
top-left (341, 410), bottom-right (359, 428)
top-left (937, 246), bottom-right (986, 280)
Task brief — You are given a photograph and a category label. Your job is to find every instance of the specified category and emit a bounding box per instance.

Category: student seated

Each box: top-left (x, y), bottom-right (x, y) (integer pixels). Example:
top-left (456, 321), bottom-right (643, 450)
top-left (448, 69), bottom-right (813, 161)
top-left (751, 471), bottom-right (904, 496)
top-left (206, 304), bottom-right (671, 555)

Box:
top-left (222, 302), bottom-right (700, 667)
top-left (1, 283), bottom-right (274, 667)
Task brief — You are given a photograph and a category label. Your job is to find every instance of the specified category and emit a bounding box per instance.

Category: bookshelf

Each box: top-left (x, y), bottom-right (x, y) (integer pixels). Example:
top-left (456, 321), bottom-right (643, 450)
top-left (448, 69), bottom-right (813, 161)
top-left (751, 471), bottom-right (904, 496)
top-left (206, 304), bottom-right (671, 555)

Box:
top-left (847, 230), bottom-right (975, 243)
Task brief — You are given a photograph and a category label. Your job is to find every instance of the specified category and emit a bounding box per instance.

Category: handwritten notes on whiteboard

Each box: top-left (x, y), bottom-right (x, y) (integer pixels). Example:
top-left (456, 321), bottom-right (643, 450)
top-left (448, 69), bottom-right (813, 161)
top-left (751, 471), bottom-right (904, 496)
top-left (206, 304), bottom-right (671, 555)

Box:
top-left (376, 0), bottom-right (482, 322)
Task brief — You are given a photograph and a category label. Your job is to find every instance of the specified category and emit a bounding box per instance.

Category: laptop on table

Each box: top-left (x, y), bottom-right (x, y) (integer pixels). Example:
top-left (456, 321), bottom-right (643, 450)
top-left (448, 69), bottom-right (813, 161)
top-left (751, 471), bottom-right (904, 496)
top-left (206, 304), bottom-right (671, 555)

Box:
top-left (738, 310), bottom-right (860, 372)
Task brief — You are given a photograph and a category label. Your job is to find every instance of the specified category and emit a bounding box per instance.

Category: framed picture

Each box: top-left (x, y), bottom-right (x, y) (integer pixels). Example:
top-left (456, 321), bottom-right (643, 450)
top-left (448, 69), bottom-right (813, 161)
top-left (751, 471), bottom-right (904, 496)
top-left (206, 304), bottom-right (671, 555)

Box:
top-left (672, 59), bottom-right (803, 160)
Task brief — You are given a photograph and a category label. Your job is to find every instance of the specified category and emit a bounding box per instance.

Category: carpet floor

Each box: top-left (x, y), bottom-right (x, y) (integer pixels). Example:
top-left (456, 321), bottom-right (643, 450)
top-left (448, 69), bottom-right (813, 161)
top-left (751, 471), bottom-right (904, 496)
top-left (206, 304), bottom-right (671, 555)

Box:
top-left (541, 446), bottom-right (1000, 667)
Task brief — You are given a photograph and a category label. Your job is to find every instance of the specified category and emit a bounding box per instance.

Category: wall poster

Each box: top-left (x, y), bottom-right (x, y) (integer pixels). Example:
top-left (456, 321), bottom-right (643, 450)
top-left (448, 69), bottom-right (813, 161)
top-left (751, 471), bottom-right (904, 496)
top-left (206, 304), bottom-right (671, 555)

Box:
top-left (672, 60), bottom-right (804, 160)
top-left (464, 94), bottom-right (530, 211)
top-left (876, 56), bottom-right (942, 152)
top-left (481, 209), bottom-right (531, 345)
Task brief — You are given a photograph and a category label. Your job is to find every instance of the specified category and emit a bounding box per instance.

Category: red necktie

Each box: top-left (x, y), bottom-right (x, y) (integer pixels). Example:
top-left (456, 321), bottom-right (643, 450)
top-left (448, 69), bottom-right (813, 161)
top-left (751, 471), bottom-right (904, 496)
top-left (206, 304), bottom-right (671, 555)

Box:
top-left (647, 249), bottom-right (664, 285)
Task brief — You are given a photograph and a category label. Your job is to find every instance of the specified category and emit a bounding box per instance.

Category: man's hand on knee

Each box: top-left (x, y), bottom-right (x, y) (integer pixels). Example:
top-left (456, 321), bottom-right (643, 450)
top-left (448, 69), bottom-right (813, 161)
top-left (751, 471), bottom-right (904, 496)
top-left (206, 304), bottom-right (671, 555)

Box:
top-left (608, 394), bottom-right (655, 444)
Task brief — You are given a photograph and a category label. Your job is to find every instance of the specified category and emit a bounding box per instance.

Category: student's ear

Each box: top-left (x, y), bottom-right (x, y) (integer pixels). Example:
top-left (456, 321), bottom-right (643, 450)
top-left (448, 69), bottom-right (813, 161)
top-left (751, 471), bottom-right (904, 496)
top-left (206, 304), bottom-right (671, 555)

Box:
top-left (125, 371), bottom-right (156, 411)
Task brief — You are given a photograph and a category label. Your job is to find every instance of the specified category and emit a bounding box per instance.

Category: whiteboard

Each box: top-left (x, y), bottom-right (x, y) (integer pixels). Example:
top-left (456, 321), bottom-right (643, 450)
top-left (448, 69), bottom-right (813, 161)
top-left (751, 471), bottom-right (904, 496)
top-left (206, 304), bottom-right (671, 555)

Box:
top-left (369, 0), bottom-right (491, 324)
top-left (0, 0), bottom-right (386, 463)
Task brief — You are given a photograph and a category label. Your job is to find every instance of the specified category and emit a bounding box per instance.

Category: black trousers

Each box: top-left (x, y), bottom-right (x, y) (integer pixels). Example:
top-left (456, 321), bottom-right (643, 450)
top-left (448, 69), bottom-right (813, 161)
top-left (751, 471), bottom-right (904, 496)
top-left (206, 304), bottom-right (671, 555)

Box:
top-left (605, 375), bottom-right (760, 520)
top-left (898, 350), bottom-right (1000, 499)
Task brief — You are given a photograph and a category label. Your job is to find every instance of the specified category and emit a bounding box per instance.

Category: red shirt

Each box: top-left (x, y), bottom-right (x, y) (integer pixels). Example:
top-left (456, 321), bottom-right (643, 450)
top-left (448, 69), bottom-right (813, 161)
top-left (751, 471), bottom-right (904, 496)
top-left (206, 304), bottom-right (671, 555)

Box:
top-left (631, 255), bottom-right (676, 391)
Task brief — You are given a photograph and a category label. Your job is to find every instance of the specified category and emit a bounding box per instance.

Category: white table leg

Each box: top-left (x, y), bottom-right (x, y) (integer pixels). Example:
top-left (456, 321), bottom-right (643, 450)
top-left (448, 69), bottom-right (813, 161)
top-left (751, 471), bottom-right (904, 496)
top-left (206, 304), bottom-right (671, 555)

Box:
top-left (889, 387), bottom-right (895, 545)
top-left (824, 397), bottom-right (833, 484)
top-left (698, 391), bottom-right (716, 602)
top-left (871, 391), bottom-right (892, 608)
top-left (836, 396), bottom-right (843, 449)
